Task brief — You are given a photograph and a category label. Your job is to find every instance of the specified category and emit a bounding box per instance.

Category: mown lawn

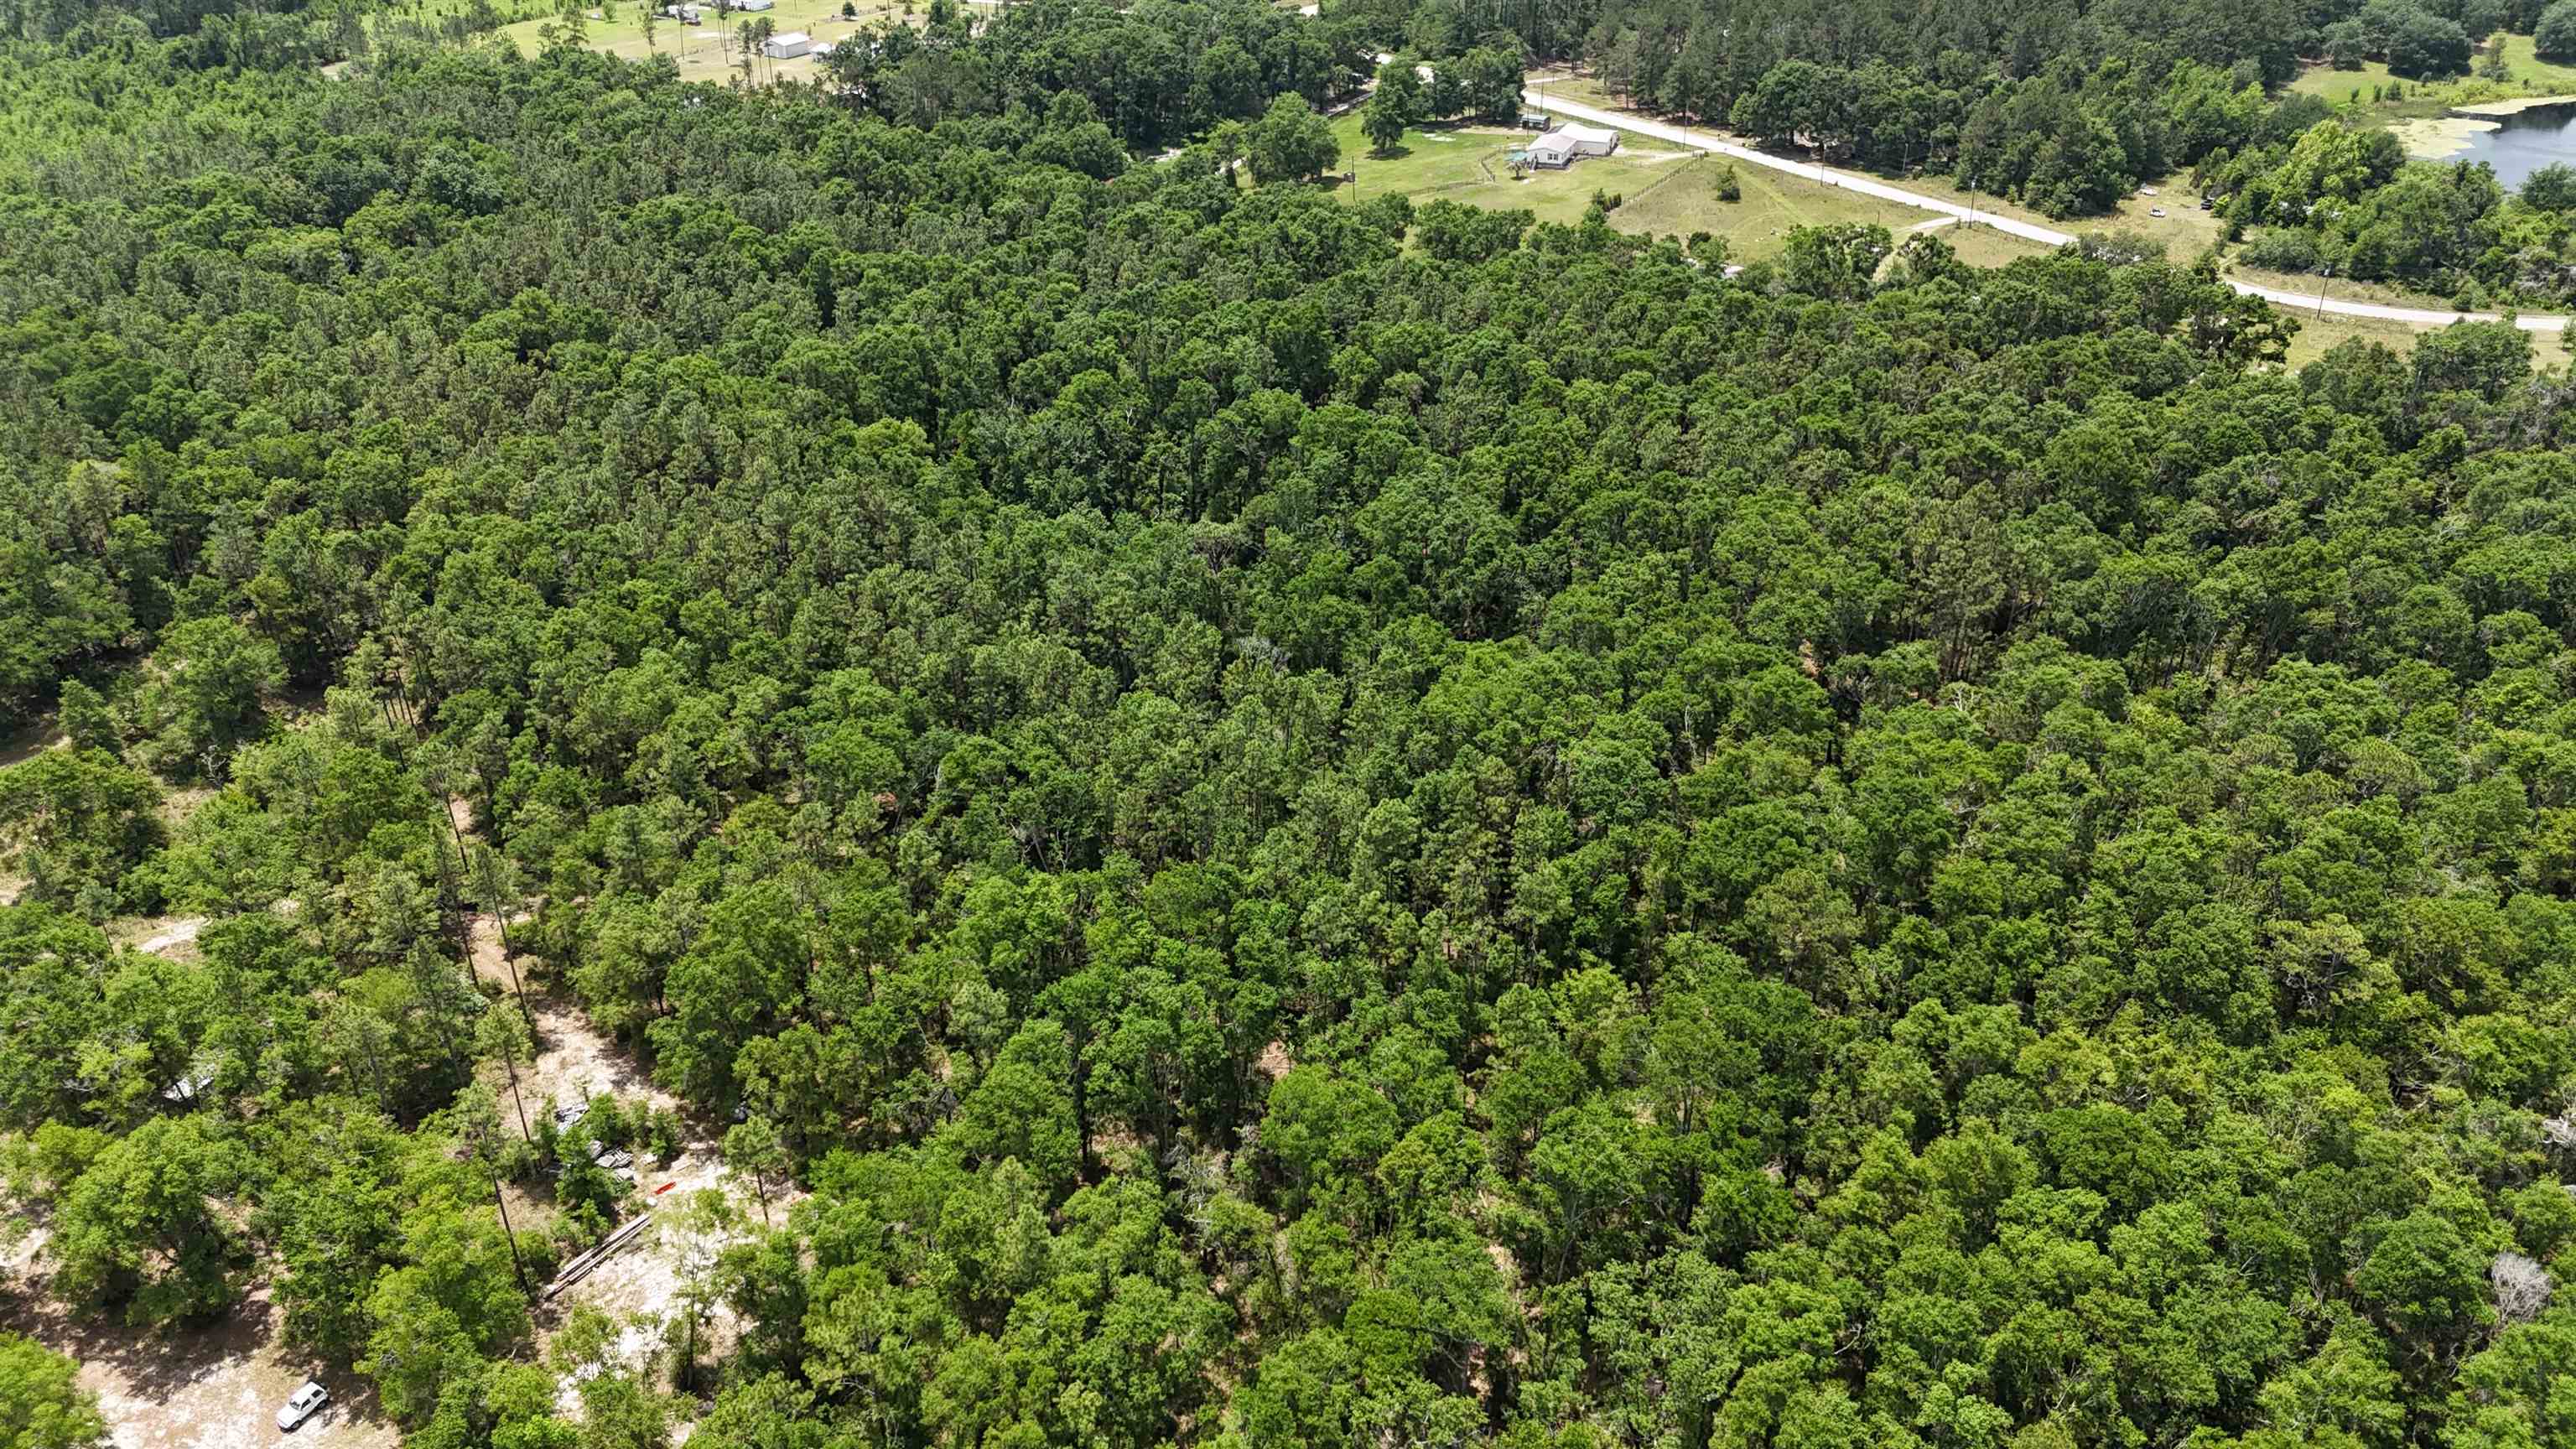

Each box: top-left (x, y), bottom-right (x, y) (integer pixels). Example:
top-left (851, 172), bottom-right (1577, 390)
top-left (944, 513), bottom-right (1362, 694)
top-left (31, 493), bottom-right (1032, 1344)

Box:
top-left (1517, 82), bottom-right (2226, 261)
top-left (1329, 112), bottom-right (1705, 228)
top-left (1607, 153), bottom-right (1976, 262)
top-left (1327, 110), bottom-right (2049, 262)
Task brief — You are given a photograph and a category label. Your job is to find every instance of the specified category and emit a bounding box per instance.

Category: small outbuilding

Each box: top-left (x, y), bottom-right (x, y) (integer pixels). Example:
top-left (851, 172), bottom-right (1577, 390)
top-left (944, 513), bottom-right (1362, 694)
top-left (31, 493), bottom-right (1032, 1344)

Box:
top-left (1526, 123), bottom-right (1619, 169)
top-left (761, 28), bottom-right (813, 56)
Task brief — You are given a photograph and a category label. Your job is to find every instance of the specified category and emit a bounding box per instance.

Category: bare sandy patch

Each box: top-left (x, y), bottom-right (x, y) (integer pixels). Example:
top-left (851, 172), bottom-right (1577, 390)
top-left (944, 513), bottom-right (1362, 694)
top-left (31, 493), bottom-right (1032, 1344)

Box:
top-left (2392, 113), bottom-right (2499, 160)
top-left (0, 1288), bottom-right (397, 1449)
top-left (136, 917), bottom-right (208, 957)
top-left (2450, 94), bottom-right (2576, 116)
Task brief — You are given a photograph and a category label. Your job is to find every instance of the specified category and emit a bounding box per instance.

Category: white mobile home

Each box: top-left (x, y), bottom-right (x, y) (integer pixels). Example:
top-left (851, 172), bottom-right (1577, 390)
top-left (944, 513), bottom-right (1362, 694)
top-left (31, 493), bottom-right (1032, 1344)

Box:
top-left (761, 28), bottom-right (813, 56)
top-left (1526, 123), bottom-right (1619, 169)
top-left (735, 0), bottom-right (776, 10)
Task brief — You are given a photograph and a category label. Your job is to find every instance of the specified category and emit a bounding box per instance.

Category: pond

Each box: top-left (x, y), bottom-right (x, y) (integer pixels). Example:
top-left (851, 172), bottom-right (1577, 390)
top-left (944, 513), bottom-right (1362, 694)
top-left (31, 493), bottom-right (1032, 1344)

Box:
top-left (2440, 100), bottom-right (2576, 191)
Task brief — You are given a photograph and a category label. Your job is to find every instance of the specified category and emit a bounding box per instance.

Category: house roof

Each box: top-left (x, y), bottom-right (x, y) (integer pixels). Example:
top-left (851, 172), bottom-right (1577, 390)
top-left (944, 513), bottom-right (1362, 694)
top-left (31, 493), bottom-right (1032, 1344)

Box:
top-left (1554, 123), bottom-right (1618, 146)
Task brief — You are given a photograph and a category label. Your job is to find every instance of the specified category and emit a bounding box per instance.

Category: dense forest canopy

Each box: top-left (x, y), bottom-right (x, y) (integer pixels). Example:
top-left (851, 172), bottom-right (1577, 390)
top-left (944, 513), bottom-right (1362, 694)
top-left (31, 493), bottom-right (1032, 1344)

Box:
top-left (3, 3), bottom-right (2576, 1449)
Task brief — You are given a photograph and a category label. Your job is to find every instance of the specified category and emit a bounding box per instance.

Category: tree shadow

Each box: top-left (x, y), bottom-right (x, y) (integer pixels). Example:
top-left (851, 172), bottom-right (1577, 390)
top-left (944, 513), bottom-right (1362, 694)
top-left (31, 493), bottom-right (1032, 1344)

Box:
top-left (0, 714), bottom-right (60, 772)
top-left (3, 1276), bottom-right (401, 1441)
top-left (0, 1280), bottom-right (274, 1400)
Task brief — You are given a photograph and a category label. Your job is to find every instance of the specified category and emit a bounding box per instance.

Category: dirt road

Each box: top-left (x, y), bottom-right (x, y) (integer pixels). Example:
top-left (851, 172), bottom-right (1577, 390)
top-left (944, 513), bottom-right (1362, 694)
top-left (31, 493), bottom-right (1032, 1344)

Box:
top-left (445, 809), bottom-right (773, 1404)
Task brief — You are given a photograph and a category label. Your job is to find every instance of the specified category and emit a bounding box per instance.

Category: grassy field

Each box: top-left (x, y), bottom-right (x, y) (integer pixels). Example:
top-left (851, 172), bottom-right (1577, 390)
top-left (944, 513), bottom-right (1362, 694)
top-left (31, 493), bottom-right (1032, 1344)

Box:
top-left (1520, 77), bottom-right (2227, 259)
top-left (1903, 169), bottom-right (2230, 258)
top-left (1526, 75), bottom-right (1633, 112)
top-left (2288, 55), bottom-right (2416, 110)
top-left (1332, 113), bottom-right (1710, 228)
top-left (2494, 32), bottom-right (2576, 94)
top-left (2282, 309), bottom-right (2441, 367)
top-left (2283, 306), bottom-right (2572, 370)
top-left (2287, 32), bottom-right (2576, 119)
top-left (1327, 111), bottom-right (2038, 262)
top-left (2228, 262), bottom-right (2491, 309)
top-left (1607, 153), bottom-right (2038, 264)
top-left (1941, 218), bottom-right (2056, 267)
top-left (491, 0), bottom-right (912, 82)
top-left (1506, 65), bottom-right (2576, 363)
top-left (2233, 263), bottom-right (2575, 371)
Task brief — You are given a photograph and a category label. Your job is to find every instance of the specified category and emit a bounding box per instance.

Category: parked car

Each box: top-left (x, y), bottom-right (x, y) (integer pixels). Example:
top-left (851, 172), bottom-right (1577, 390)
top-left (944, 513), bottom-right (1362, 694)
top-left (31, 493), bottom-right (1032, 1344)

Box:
top-left (2148, 206), bottom-right (2166, 217)
top-left (278, 1380), bottom-right (330, 1432)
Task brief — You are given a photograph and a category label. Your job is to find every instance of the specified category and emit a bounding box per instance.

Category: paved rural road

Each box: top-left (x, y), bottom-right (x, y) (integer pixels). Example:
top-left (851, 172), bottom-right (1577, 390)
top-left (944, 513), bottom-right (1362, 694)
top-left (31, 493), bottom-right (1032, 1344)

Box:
top-left (1524, 91), bottom-right (2573, 335)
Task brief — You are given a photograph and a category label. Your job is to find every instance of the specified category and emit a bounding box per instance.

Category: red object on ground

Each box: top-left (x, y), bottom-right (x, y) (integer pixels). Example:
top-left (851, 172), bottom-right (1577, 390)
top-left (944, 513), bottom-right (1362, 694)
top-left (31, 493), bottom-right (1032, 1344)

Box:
top-left (654, 1182), bottom-right (678, 1196)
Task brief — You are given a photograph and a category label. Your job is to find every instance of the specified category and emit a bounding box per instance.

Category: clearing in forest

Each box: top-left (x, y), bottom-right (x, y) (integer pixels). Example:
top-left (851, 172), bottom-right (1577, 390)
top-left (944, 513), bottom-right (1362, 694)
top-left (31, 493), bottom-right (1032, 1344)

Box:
top-left (1327, 111), bottom-right (1705, 228)
top-left (490, 0), bottom-right (915, 85)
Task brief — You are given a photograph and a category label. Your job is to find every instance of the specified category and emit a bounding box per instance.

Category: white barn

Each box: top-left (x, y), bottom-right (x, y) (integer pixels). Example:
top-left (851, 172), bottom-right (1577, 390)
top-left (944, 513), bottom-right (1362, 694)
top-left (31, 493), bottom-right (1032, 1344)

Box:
top-left (761, 28), bottom-right (813, 56)
top-left (1526, 123), bottom-right (1620, 169)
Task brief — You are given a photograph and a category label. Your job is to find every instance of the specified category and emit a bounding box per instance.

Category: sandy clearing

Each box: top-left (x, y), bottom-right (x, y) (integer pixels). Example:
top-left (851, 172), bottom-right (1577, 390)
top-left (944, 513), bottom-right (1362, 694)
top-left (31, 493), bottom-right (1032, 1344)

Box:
top-left (522, 994), bottom-right (675, 1123)
top-left (3, 894), bottom-right (388, 1449)
top-left (2392, 113), bottom-right (2496, 160)
top-left (9, 792), bottom-right (773, 1449)
top-left (463, 880), bottom-right (776, 1396)
top-left (0, 1285), bottom-right (397, 1449)
top-left (137, 917), bottom-right (208, 956)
